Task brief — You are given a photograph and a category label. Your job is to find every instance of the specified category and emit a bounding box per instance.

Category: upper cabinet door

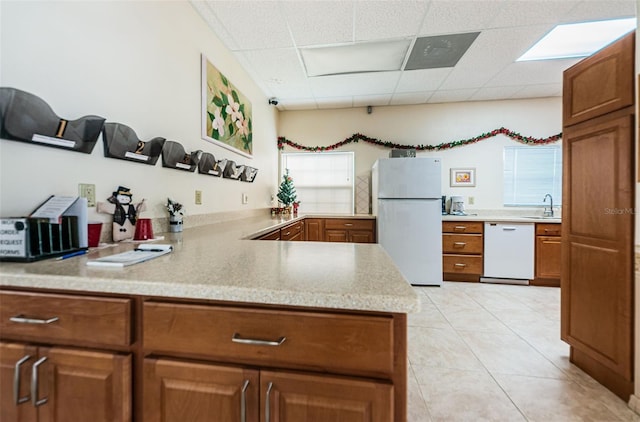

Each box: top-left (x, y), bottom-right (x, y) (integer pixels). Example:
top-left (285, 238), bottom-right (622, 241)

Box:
top-left (563, 31), bottom-right (634, 127)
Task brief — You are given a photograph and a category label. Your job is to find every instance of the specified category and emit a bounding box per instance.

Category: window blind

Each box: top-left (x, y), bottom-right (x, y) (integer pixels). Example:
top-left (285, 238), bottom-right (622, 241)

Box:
top-left (503, 145), bottom-right (562, 206)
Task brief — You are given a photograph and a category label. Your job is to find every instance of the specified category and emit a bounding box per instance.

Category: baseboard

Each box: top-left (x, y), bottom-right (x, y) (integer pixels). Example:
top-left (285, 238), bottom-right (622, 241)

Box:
top-left (479, 277), bottom-right (529, 286)
top-left (628, 394), bottom-right (640, 415)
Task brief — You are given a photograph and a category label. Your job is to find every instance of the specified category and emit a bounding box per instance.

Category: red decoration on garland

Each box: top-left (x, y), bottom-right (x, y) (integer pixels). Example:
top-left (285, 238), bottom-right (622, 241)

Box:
top-left (277, 127), bottom-right (562, 152)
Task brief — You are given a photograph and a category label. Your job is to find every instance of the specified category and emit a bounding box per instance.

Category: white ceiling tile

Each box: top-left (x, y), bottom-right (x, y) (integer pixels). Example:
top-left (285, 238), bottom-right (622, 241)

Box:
top-left (470, 86), bottom-right (523, 101)
top-left (353, 94), bottom-right (392, 107)
top-left (488, 0), bottom-right (580, 28)
top-left (559, 0), bottom-right (636, 23)
top-left (428, 88), bottom-right (477, 103)
top-left (420, 0), bottom-right (505, 35)
top-left (484, 58), bottom-right (581, 87)
top-left (240, 49), bottom-right (306, 83)
top-left (390, 92), bottom-right (432, 105)
top-left (309, 72), bottom-right (401, 97)
top-left (280, 98), bottom-right (318, 111)
top-left (316, 97), bottom-right (354, 109)
top-left (355, 1), bottom-right (429, 41)
top-left (511, 83), bottom-right (562, 99)
top-left (191, 1), bottom-right (239, 50)
top-left (206, 1), bottom-right (293, 50)
top-left (282, 1), bottom-right (355, 46)
top-left (395, 68), bottom-right (452, 93)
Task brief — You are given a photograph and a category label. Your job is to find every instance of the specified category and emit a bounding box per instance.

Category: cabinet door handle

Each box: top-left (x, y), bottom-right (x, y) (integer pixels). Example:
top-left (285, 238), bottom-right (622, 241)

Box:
top-left (14, 355), bottom-right (31, 405)
top-left (284, 231), bottom-right (290, 236)
top-left (232, 333), bottom-right (286, 346)
top-left (10, 315), bottom-right (59, 325)
top-left (502, 227), bottom-right (517, 231)
top-left (453, 242), bottom-right (466, 247)
top-left (454, 263), bottom-right (467, 267)
top-left (31, 357), bottom-right (48, 407)
top-left (265, 382), bottom-right (273, 422)
top-left (240, 379), bottom-right (250, 422)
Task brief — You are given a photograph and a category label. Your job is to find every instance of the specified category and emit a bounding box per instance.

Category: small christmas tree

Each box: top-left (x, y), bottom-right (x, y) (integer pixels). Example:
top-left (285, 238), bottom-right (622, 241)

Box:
top-left (277, 169), bottom-right (297, 207)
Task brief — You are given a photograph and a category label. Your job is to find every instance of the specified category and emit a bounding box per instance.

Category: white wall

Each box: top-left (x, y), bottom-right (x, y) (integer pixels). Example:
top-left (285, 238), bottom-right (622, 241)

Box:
top-left (278, 97), bottom-right (562, 210)
top-left (0, 1), bottom-right (278, 220)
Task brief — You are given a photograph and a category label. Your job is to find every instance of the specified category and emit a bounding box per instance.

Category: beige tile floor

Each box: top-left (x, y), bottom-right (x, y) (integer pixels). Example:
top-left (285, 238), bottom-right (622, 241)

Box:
top-left (407, 282), bottom-right (640, 422)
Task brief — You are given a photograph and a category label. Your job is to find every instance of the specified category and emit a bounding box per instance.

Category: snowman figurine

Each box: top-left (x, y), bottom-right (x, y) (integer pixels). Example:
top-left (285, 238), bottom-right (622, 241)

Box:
top-left (97, 186), bottom-right (146, 242)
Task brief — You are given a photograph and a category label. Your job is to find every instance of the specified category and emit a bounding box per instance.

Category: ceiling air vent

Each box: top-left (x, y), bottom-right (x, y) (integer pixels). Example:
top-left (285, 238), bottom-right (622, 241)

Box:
top-left (404, 32), bottom-right (480, 70)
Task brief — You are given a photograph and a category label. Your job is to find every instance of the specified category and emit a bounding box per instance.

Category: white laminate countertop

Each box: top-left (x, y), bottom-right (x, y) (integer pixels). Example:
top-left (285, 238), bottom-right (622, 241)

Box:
top-left (442, 214), bottom-right (561, 224)
top-left (0, 213), bottom-right (419, 314)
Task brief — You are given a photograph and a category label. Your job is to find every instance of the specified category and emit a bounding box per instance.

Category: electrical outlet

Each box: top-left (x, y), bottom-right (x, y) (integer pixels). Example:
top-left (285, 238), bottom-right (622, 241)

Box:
top-left (242, 193), bottom-right (248, 204)
top-left (195, 190), bottom-right (202, 205)
top-left (468, 196), bottom-right (475, 205)
top-left (78, 183), bottom-right (96, 207)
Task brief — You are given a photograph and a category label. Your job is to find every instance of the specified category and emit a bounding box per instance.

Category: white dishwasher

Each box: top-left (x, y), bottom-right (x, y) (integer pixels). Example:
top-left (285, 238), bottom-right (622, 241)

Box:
top-left (482, 222), bottom-right (534, 284)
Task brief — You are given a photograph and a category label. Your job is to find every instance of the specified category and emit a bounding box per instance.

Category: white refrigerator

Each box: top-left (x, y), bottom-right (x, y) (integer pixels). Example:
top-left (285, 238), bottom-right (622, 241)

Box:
top-left (372, 157), bottom-right (442, 286)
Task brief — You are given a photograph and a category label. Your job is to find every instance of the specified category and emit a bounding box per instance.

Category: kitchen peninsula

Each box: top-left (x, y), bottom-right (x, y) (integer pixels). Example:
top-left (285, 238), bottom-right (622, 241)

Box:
top-left (0, 213), bottom-right (418, 422)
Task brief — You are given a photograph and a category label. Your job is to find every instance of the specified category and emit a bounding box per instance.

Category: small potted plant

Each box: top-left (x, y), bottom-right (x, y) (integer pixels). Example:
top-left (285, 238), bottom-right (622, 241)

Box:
top-left (277, 169), bottom-right (297, 214)
top-left (166, 198), bottom-right (184, 232)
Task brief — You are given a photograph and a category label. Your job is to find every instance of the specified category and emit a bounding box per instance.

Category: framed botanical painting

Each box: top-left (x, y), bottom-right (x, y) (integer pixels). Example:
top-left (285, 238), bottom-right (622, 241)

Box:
top-left (450, 168), bottom-right (476, 187)
top-left (201, 54), bottom-right (253, 158)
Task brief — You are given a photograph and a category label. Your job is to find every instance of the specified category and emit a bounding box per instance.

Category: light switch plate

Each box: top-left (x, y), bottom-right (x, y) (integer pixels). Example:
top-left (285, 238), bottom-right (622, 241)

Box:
top-left (79, 183), bottom-right (96, 207)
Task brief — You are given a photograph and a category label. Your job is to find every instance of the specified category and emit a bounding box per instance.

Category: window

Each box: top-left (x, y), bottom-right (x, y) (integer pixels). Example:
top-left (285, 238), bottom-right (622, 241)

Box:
top-left (503, 146), bottom-right (562, 206)
top-left (281, 152), bottom-right (354, 213)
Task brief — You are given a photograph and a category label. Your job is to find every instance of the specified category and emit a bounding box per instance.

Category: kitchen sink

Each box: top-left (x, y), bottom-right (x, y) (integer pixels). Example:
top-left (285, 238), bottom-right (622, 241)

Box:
top-left (523, 216), bottom-right (559, 220)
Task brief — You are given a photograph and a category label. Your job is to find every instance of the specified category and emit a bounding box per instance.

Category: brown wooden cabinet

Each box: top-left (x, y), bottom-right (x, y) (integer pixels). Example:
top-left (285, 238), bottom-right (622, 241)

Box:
top-left (257, 229), bottom-right (280, 240)
top-left (0, 291), bottom-right (133, 422)
top-left (324, 218), bottom-right (376, 243)
top-left (280, 221), bottom-right (304, 241)
top-left (441, 221), bottom-right (483, 282)
top-left (533, 223), bottom-right (561, 287)
top-left (561, 31), bottom-right (635, 400)
top-left (142, 300), bottom-right (404, 421)
top-left (304, 218), bottom-right (324, 241)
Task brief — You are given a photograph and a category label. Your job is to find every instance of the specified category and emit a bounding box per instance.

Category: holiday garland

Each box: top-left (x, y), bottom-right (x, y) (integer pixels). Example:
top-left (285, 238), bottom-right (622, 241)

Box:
top-left (277, 127), bottom-right (561, 152)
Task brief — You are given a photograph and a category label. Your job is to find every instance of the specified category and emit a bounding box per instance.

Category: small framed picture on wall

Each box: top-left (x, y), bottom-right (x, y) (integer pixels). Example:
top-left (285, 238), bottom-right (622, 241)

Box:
top-left (450, 168), bottom-right (476, 187)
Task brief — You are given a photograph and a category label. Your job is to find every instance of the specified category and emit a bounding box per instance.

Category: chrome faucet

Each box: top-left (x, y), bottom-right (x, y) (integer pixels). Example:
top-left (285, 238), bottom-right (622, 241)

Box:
top-left (543, 194), bottom-right (554, 217)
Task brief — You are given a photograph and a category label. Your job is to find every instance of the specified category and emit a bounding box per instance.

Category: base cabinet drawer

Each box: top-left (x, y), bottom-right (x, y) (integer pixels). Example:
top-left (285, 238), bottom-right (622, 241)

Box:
top-left (442, 234), bottom-right (483, 254)
top-left (0, 291), bottom-right (131, 347)
top-left (143, 302), bottom-right (394, 378)
top-left (443, 255), bottom-right (483, 275)
top-left (442, 222), bottom-right (483, 234)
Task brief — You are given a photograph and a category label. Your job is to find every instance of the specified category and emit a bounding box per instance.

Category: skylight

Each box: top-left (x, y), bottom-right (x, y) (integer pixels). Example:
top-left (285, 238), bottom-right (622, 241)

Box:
top-left (517, 18), bottom-right (636, 62)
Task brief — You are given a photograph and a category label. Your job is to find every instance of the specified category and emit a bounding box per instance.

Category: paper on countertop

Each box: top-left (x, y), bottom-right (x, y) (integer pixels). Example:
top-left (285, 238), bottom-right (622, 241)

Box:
top-left (86, 244), bottom-right (172, 268)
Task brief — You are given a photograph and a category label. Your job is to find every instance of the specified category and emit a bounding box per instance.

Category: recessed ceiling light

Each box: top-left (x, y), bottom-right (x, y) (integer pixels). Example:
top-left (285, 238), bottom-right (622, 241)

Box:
top-left (301, 40), bottom-right (411, 77)
top-left (517, 18), bottom-right (636, 62)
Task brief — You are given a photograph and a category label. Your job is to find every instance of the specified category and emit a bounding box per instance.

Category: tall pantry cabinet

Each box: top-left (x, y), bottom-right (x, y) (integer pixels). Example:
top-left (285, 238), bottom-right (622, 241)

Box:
top-left (561, 31), bottom-right (635, 400)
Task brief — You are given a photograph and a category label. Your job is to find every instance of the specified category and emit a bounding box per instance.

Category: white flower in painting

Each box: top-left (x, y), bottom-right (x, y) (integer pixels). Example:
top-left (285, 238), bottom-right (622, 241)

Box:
top-left (212, 108), bottom-right (225, 137)
top-left (225, 94), bottom-right (242, 123)
top-left (236, 114), bottom-right (249, 137)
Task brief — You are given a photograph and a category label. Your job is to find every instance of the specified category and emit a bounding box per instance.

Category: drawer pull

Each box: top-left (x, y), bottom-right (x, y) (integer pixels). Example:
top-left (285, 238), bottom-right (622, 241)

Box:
top-left (454, 263), bottom-right (467, 267)
top-left (232, 333), bottom-right (286, 347)
top-left (503, 227), bottom-right (517, 231)
top-left (14, 355), bottom-right (31, 405)
top-left (265, 382), bottom-right (273, 422)
top-left (10, 315), bottom-right (59, 325)
top-left (284, 231), bottom-right (290, 236)
top-left (344, 223), bottom-right (353, 227)
top-left (240, 379), bottom-right (250, 422)
top-left (453, 242), bottom-right (467, 247)
top-left (543, 229), bottom-right (559, 233)
top-left (31, 357), bottom-right (48, 407)
top-left (454, 226), bottom-right (467, 231)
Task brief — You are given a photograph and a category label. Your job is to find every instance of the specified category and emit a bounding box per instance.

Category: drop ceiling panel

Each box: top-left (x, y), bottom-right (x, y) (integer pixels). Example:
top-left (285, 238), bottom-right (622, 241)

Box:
top-left (316, 97), bottom-right (354, 109)
top-left (205, 1), bottom-right (293, 50)
top-left (420, 1), bottom-right (505, 35)
top-left (192, 1), bottom-right (239, 50)
top-left (395, 68), bottom-right (452, 92)
top-left (309, 72), bottom-right (401, 97)
top-left (485, 58), bottom-right (581, 87)
top-left (280, 98), bottom-right (318, 111)
top-left (390, 92), bottom-right (432, 105)
top-left (354, 0), bottom-right (429, 41)
top-left (511, 84), bottom-right (562, 99)
top-left (283, 1), bottom-right (354, 46)
top-left (471, 86), bottom-right (524, 101)
top-left (488, 0), bottom-right (580, 28)
top-left (428, 88), bottom-right (477, 104)
top-left (560, 0), bottom-right (636, 23)
top-left (353, 94), bottom-right (393, 107)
